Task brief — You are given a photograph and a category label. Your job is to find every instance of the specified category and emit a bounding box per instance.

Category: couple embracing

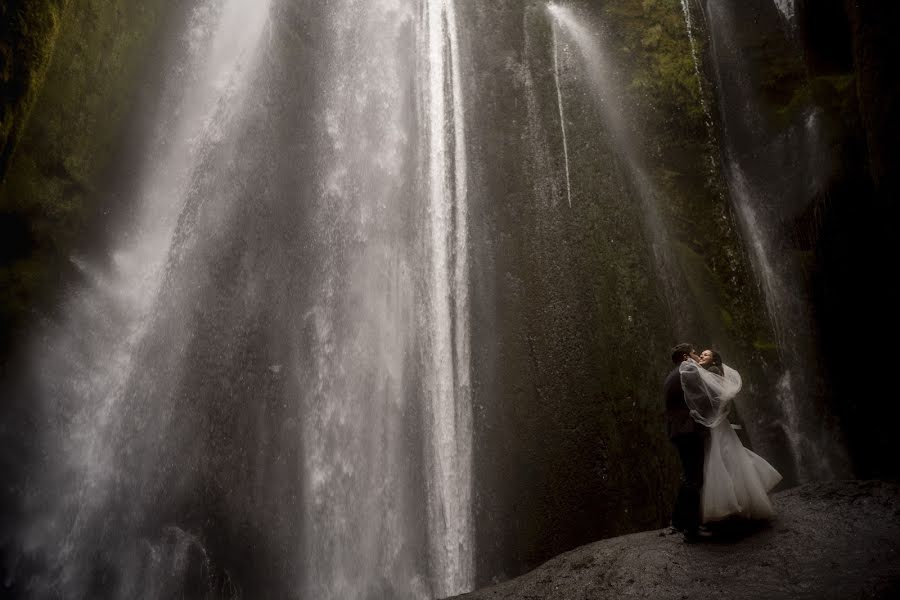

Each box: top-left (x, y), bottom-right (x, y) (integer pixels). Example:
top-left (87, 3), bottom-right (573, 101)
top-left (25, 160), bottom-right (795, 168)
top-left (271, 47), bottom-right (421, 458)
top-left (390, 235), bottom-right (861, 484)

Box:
top-left (664, 343), bottom-right (782, 542)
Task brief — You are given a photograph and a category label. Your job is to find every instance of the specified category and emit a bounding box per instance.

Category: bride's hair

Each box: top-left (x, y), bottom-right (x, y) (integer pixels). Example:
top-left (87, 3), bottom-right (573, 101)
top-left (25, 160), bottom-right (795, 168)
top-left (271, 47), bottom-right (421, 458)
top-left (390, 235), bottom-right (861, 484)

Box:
top-left (670, 343), bottom-right (694, 364)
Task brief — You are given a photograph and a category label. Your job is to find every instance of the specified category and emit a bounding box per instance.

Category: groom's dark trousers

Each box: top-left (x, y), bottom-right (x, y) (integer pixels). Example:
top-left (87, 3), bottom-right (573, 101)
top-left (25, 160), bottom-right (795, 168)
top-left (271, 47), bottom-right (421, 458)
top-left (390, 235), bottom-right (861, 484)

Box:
top-left (665, 366), bottom-right (707, 532)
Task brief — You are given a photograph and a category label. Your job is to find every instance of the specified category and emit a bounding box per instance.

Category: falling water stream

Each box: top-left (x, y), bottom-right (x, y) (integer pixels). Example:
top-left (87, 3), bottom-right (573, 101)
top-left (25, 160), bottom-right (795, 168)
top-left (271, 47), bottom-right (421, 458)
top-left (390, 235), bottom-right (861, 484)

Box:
top-left (421, 0), bottom-right (474, 595)
top-left (551, 24), bottom-right (573, 208)
top-left (679, 0), bottom-right (715, 135)
top-left (17, 2), bottom-right (272, 595)
top-left (3, 0), bottom-right (856, 596)
top-left (9, 0), bottom-right (473, 598)
top-left (695, 0), bottom-right (847, 480)
top-left (547, 0), bottom-right (846, 482)
top-left (546, 3), bottom-right (688, 333)
top-left (773, 0), bottom-right (796, 23)
top-left (301, 2), bottom-right (424, 598)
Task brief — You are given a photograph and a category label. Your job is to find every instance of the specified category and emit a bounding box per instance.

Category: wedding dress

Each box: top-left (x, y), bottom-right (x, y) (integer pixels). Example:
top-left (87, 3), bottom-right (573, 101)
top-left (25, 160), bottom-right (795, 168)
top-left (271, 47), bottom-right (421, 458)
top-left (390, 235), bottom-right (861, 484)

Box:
top-left (680, 361), bottom-right (782, 522)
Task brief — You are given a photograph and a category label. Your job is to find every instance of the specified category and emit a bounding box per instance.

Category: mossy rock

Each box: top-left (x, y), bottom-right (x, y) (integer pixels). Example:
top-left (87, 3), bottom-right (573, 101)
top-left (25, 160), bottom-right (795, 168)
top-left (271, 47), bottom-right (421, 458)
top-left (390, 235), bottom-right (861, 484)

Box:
top-left (0, 0), bottom-right (68, 179)
top-left (0, 0), bottom-right (172, 346)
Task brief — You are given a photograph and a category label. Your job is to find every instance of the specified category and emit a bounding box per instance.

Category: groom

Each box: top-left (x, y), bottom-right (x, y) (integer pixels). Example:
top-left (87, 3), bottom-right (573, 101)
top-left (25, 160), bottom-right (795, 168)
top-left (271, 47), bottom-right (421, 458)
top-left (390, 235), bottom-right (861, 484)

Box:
top-left (665, 343), bottom-right (708, 542)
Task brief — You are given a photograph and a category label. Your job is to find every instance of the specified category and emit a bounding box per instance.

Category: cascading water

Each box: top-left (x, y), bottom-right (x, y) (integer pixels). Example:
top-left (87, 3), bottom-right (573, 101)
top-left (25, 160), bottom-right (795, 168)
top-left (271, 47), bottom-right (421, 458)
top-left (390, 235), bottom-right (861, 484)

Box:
top-left (694, 0), bottom-right (848, 481)
top-left (300, 0), bottom-right (472, 598)
top-left (551, 24), bottom-right (574, 208)
top-left (679, 0), bottom-right (715, 140)
top-left (421, 1), bottom-right (474, 594)
top-left (300, 2), bottom-right (424, 598)
top-left (3, 0), bottom-right (866, 595)
top-left (546, 3), bottom-right (689, 334)
top-left (773, 0), bottom-right (796, 23)
top-left (6, 0), bottom-right (474, 598)
top-left (10, 1), bottom-right (272, 595)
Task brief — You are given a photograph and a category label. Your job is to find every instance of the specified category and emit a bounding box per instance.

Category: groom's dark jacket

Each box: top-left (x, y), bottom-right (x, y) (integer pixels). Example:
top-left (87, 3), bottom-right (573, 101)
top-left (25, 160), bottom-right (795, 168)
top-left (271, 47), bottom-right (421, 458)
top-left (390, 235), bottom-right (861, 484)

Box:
top-left (664, 365), bottom-right (704, 439)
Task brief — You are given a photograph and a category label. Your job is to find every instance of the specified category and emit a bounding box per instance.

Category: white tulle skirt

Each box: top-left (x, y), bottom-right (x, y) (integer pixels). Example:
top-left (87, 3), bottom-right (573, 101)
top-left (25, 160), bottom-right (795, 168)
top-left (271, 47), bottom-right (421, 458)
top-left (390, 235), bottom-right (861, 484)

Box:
top-left (701, 420), bottom-right (783, 522)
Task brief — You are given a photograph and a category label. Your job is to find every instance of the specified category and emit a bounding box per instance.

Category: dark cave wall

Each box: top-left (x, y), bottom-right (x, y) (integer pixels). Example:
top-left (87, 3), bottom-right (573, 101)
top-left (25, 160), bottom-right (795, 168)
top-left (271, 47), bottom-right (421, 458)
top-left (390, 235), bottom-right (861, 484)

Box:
top-left (0, 0), bottom-right (897, 593)
top-left (795, 0), bottom-right (900, 478)
top-left (463, 0), bottom-right (775, 584)
top-left (0, 0), bottom-right (176, 355)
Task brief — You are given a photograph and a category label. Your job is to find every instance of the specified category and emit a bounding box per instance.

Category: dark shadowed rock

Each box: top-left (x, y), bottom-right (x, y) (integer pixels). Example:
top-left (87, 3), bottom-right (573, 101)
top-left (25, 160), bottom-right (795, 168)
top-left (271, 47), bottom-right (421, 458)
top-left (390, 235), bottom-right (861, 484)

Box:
top-left (452, 481), bottom-right (900, 600)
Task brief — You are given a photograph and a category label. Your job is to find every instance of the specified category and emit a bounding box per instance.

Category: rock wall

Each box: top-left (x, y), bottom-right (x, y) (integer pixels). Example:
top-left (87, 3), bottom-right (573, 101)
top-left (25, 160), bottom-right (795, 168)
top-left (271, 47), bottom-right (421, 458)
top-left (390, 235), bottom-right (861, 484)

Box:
top-left (462, 0), bottom-right (774, 584)
top-left (0, 0), bottom-right (67, 180)
top-left (1, 0), bottom-right (897, 594)
top-left (794, 0), bottom-right (900, 478)
top-left (0, 0), bottom-right (175, 352)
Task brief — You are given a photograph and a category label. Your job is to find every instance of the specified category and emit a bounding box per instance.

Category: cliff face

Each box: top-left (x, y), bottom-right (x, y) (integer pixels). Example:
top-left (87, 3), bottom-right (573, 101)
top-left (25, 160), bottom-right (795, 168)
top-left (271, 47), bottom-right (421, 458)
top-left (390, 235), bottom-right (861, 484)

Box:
top-left (0, 0), bottom-right (67, 180)
top-left (463, 0), bottom-right (778, 584)
top-left (0, 0), bottom-right (897, 596)
top-left (452, 480), bottom-right (900, 600)
top-left (793, 0), bottom-right (900, 479)
top-left (0, 0), bottom-right (173, 350)
top-left (831, 0), bottom-right (900, 476)
top-left (460, 0), bottom-right (900, 584)
top-left (841, 0), bottom-right (900, 206)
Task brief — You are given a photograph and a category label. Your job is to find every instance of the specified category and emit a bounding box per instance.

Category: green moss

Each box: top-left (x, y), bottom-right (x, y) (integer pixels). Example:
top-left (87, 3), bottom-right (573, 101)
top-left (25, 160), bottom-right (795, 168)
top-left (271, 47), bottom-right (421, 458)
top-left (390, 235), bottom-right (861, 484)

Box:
top-left (0, 1), bottom-right (68, 177)
top-left (603, 0), bottom-right (707, 137)
top-left (719, 307), bottom-right (734, 330)
top-left (753, 340), bottom-right (778, 352)
top-left (0, 0), bottom-right (171, 341)
top-left (567, 0), bottom-right (772, 359)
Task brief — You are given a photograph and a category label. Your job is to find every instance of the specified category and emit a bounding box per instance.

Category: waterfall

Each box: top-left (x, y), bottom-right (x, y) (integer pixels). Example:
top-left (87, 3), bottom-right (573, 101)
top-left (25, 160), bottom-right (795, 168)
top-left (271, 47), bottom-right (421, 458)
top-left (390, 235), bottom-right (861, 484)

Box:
top-left (6, 0), bottom-right (856, 595)
top-left (299, 0), bottom-right (472, 597)
top-left (551, 23), bottom-right (573, 208)
top-left (300, 1), bottom-right (426, 599)
top-left (12, 0), bottom-right (272, 595)
top-left (546, 3), bottom-right (688, 334)
top-left (421, 0), bottom-right (474, 595)
top-left (700, 0), bottom-right (847, 481)
top-left (773, 0), bottom-right (796, 23)
top-left (7, 0), bottom-right (476, 597)
top-left (679, 0), bottom-right (715, 137)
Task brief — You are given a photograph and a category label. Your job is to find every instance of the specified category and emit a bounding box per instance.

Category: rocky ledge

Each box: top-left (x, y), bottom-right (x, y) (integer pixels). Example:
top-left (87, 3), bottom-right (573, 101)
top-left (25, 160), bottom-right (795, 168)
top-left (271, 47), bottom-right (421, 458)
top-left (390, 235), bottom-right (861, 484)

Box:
top-left (453, 480), bottom-right (900, 600)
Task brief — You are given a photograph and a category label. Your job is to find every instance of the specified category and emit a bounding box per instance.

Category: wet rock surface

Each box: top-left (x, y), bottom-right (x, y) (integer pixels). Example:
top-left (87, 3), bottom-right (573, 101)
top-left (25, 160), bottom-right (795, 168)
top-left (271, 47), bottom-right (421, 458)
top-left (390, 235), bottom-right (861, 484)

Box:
top-left (453, 480), bottom-right (900, 600)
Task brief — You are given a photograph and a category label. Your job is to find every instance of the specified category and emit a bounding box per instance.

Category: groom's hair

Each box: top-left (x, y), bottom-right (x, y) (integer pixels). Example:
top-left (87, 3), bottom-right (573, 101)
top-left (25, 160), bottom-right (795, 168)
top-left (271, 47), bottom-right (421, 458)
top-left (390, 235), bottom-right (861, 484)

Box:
top-left (670, 343), bottom-right (694, 364)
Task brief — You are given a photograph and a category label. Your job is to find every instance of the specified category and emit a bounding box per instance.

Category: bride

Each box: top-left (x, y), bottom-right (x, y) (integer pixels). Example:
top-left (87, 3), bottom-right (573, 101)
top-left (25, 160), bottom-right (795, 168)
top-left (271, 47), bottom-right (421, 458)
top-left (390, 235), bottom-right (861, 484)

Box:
top-left (680, 351), bottom-right (782, 523)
